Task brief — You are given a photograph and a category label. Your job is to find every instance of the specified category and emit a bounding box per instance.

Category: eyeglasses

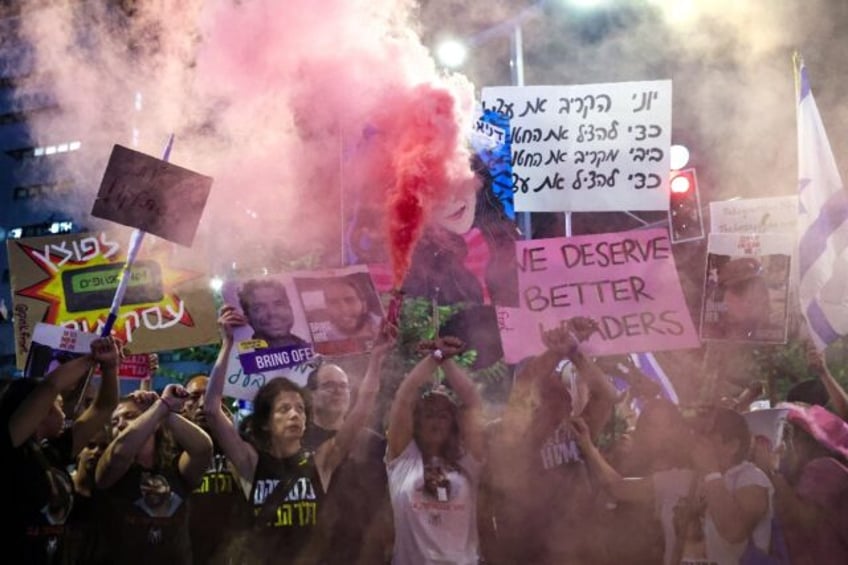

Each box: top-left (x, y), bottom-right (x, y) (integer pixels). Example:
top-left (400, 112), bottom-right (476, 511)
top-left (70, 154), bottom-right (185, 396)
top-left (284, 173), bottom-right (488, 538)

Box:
top-left (318, 382), bottom-right (350, 392)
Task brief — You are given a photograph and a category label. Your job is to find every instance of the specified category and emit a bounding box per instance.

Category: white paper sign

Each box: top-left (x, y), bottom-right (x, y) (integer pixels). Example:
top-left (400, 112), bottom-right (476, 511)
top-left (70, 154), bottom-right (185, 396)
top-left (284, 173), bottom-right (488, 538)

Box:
top-left (710, 196), bottom-right (798, 234)
top-left (481, 80), bottom-right (672, 212)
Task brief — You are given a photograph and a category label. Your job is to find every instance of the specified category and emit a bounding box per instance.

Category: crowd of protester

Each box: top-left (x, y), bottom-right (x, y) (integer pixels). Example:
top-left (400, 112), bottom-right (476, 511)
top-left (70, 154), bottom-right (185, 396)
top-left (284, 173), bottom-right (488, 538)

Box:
top-left (2, 310), bottom-right (847, 565)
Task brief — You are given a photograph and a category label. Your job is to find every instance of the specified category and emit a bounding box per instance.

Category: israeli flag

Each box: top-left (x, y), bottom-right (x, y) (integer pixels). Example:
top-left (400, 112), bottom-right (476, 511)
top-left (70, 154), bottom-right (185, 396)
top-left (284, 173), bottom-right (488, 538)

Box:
top-left (796, 56), bottom-right (848, 349)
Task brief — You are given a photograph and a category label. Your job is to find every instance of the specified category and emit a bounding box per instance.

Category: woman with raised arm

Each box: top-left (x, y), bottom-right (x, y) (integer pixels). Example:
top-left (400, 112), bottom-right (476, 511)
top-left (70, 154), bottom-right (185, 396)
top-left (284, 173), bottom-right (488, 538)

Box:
top-left (480, 321), bottom-right (619, 565)
top-left (386, 336), bottom-right (484, 565)
top-left (0, 336), bottom-right (120, 565)
top-left (95, 384), bottom-right (213, 565)
top-left (203, 305), bottom-right (391, 565)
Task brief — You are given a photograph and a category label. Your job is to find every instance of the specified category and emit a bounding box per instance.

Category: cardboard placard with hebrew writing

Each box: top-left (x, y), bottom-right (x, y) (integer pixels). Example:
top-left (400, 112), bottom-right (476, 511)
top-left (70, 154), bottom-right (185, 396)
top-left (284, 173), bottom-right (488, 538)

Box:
top-left (700, 233), bottom-right (792, 344)
top-left (91, 145), bottom-right (213, 247)
top-left (7, 228), bottom-right (219, 368)
top-left (497, 228), bottom-right (699, 363)
top-left (481, 80), bottom-right (672, 212)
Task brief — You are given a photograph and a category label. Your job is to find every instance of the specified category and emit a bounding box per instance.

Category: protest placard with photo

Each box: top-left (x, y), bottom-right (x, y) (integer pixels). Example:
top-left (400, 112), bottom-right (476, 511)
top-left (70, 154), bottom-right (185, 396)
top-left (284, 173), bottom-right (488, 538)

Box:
top-left (91, 144), bottom-right (213, 247)
top-left (497, 228), bottom-right (699, 362)
top-left (700, 233), bottom-right (793, 344)
top-left (7, 228), bottom-right (218, 368)
top-left (292, 266), bottom-right (384, 356)
top-left (481, 80), bottom-right (672, 212)
top-left (220, 275), bottom-right (315, 400)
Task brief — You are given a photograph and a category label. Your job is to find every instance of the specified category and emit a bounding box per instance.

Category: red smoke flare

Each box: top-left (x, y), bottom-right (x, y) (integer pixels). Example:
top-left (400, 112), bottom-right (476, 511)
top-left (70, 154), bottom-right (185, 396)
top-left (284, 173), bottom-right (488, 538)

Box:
top-left (383, 84), bottom-right (473, 288)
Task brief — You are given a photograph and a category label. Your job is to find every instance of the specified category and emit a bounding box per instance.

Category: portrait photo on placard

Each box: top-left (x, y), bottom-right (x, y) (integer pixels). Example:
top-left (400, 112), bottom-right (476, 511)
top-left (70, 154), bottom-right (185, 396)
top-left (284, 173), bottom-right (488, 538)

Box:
top-left (700, 252), bottom-right (791, 343)
top-left (293, 269), bottom-right (384, 355)
top-left (226, 276), bottom-right (312, 350)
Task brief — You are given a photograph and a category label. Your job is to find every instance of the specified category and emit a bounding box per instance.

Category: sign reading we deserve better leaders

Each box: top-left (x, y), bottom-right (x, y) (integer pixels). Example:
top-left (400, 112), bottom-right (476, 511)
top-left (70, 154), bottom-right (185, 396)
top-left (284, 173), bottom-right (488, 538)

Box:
top-left (482, 80), bottom-right (671, 213)
top-left (497, 228), bottom-right (699, 362)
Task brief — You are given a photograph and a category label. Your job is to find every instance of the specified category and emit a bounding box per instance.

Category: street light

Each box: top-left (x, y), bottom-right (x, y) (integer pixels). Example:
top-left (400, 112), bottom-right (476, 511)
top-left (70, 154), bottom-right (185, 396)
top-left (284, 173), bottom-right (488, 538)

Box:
top-left (436, 39), bottom-right (468, 69)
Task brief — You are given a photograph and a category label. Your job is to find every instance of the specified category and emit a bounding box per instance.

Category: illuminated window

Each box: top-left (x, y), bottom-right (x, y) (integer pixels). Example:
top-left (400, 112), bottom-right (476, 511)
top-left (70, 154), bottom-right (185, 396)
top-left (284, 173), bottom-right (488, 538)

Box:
top-left (12, 180), bottom-right (74, 200)
top-left (5, 141), bottom-right (83, 160)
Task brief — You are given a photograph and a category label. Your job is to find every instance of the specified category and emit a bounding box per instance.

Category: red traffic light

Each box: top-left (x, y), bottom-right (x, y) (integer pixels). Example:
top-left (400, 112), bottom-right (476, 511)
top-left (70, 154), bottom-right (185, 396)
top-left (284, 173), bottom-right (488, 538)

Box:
top-left (668, 168), bottom-right (703, 243)
top-left (670, 173), bottom-right (692, 194)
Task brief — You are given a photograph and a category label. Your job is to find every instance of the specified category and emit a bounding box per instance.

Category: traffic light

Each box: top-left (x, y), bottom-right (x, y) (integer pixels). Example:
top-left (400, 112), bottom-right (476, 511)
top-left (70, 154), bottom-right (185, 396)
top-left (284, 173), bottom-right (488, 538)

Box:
top-left (668, 168), bottom-right (704, 243)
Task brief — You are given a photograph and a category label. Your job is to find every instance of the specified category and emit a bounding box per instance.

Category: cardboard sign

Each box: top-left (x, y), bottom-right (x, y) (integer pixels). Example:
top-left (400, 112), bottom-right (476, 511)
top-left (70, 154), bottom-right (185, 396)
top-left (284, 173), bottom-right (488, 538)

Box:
top-left (221, 274), bottom-right (315, 401)
top-left (700, 233), bottom-right (792, 343)
top-left (481, 80), bottom-right (672, 213)
top-left (7, 229), bottom-right (219, 368)
top-left (293, 265), bottom-right (385, 356)
top-left (710, 196), bottom-right (797, 234)
top-left (497, 228), bottom-right (699, 362)
top-left (91, 145), bottom-right (213, 247)
top-left (24, 323), bottom-right (151, 379)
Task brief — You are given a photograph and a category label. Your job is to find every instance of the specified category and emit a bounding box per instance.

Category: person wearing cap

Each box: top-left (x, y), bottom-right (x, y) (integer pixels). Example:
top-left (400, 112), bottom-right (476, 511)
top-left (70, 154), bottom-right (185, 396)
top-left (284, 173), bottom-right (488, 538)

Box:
top-left (385, 336), bottom-right (484, 565)
top-left (755, 403), bottom-right (848, 565)
top-left (714, 257), bottom-right (772, 340)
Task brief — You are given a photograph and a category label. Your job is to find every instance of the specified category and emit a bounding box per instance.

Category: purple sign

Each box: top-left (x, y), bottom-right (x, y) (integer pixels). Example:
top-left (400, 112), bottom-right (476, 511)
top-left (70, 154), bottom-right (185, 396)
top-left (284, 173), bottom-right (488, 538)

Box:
top-left (238, 344), bottom-right (314, 374)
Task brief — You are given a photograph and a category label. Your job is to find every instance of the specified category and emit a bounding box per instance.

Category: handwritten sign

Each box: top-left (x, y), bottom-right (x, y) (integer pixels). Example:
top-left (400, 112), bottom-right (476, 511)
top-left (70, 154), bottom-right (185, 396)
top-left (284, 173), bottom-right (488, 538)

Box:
top-left (24, 323), bottom-right (151, 379)
top-left (481, 80), bottom-right (671, 212)
top-left (709, 196), bottom-right (797, 235)
top-left (92, 145), bottom-right (213, 247)
top-left (497, 228), bottom-right (698, 362)
top-left (7, 229), bottom-right (219, 368)
top-left (700, 233), bottom-right (792, 344)
top-left (222, 345), bottom-right (314, 401)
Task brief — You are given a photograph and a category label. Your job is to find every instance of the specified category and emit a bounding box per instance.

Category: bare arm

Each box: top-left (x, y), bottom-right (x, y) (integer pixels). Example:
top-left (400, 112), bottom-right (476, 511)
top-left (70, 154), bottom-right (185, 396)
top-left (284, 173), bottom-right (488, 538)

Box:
top-left (702, 479), bottom-right (769, 543)
top-left (694, 435), bottom-right (769, 544)
top-left (572, 417), bottom-right (654, 503)
top-left (572, 350), bottom-right (618, 438)
top-left (442, 358), bottom-right (484, 460)
top-left (156, 383), bottom-right (214, 488)
top-left (810, 347), bottom-right (848, 421)
top-left (316, 339), bottom-right (392, 489)
top-left (96, 393), bottom-right (167, 489)
top-left (203, 306), bottom-right (258, 483)
top-left (8, 353), bottom-right (94, 448)
top-left (386, 351), bottom-right (440, 461)
top-left (168, 413), bottom-right (214, 488)
top-left (72, 338), bottom-right (122, 456)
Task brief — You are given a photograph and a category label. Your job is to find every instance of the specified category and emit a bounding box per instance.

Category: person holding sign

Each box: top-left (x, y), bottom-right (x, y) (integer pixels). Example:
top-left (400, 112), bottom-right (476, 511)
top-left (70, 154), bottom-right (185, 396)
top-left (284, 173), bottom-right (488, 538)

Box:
top-left (0, 336), bottom-right (121, 565)
top-left (203, 306), bottom-right (390, 564)
top-left (480, 320), bottom-right (618, 565)
top-left (95, 385), bottom-right (213, 565)
top-left (385, 336), bottom-right (485, 565)
top-left (238, 279), bottom-right (309, 348)
top-left (574, 407), bottom-right (774, 565)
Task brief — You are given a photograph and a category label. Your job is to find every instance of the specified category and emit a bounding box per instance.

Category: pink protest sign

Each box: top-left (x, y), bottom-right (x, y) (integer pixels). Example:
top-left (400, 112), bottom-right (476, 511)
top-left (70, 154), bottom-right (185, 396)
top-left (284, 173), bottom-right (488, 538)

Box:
top-left (498, 228), bottom-right (699, 362)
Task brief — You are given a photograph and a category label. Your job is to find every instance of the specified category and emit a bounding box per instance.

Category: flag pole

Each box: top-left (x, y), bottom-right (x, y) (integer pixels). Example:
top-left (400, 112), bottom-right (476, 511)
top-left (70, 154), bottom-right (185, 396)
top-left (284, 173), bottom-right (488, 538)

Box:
top-left (100, 134), bottom-right (175, 337)
top-left (73, 134), bottom-right (174, 416)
